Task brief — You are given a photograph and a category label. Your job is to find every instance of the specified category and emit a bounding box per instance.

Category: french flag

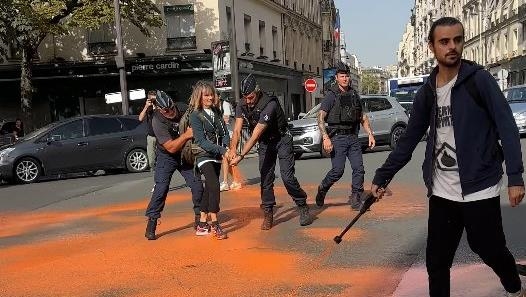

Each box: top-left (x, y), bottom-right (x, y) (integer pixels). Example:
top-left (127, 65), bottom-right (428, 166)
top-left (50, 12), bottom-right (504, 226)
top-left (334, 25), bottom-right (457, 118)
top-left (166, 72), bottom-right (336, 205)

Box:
top-left (334, 11), bottom-right (340, 40)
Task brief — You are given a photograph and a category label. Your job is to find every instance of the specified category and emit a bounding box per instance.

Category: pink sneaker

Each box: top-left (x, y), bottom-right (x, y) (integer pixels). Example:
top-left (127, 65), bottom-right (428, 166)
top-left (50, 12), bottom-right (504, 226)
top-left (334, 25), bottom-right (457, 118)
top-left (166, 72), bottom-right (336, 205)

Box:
top-left (195, 223), bottom-right (210, 236)
top-left (211, 223), bottom-right (228, 240)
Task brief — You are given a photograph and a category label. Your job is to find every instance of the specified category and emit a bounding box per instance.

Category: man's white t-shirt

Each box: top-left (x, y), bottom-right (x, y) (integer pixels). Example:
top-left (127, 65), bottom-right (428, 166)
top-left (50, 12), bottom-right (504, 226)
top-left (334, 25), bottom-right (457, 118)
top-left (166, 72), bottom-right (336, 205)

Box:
top-left (431, 75), bottom-right (502, 202)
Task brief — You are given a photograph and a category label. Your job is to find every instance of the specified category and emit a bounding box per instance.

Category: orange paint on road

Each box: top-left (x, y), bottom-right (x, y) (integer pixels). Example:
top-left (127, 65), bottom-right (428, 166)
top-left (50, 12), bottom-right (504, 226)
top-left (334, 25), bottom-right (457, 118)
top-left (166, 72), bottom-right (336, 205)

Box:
top-left (0, 182), bottom-right (424, 297)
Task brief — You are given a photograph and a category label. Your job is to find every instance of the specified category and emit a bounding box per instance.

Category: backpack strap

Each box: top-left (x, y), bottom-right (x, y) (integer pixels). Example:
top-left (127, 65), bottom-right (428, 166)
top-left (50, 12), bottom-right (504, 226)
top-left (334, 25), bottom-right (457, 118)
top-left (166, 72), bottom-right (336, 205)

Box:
top-left (464, 72), bottom-right (494, 125)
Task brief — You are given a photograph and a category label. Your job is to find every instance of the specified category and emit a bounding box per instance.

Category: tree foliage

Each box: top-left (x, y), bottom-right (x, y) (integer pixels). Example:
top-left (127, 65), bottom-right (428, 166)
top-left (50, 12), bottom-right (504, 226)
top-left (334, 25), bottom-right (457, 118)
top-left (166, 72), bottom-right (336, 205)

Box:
top-left (0, 0), bottom-right (163, 129)
top-left (360, 72), bottom-right (381, 95)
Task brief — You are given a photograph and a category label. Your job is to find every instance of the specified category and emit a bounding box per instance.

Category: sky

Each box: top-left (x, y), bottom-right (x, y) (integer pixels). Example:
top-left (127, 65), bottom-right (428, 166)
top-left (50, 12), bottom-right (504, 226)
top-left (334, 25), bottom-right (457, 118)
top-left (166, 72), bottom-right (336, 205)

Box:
top-left (334, 0), bottom-right (414, 68)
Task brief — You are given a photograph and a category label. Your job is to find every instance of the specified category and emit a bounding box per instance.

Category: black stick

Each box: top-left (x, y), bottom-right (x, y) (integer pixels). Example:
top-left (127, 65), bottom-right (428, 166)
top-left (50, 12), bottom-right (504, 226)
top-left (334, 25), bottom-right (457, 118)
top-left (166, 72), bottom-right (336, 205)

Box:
top-left (517, 264), bottom-right (526, 276)
top-left (334, 192), bottom-right (376, 244)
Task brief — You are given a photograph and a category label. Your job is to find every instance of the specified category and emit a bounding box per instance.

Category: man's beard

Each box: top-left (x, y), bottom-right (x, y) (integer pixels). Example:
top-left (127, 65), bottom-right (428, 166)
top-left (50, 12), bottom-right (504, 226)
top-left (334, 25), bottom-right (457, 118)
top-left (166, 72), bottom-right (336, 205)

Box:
top-left (438, 52), bottom-right (461, 68)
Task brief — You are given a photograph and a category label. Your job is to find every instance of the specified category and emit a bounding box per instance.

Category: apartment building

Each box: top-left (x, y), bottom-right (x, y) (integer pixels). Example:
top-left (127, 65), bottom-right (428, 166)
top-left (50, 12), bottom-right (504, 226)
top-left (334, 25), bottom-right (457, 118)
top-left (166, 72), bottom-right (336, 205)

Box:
top-left (0, 0), bottom-right (330, 125)
top-left (397, 21), bottom-right (416, 77)
top-left (409, 0), bottom-right (526, 89)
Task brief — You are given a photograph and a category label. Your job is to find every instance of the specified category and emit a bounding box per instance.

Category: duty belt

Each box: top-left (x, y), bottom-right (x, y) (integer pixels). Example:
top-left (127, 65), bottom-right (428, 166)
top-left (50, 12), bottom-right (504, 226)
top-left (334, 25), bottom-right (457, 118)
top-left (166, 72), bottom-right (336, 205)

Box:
top-left (327, 126), bottom-right (356, 136)
top-left (262, 128), bottom-right (290, 141)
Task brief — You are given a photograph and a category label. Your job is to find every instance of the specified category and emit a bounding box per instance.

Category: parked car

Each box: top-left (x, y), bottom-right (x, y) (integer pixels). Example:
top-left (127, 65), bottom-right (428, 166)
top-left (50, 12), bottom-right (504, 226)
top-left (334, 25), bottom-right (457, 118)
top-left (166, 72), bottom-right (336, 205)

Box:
top-left (288, 95), bottom-right (409, 159)
top-left (504, 84), bottom-right (526, 134)
top-left (0, 115), bottom-right (149, 184)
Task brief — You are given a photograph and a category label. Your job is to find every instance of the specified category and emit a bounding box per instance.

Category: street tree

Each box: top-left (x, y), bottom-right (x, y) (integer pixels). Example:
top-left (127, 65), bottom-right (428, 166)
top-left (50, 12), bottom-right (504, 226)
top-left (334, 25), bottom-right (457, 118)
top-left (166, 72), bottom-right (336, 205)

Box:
top-left (0, 0), bottom-right (163, 131)
top-left (360, 72), bottom-right (380, 95)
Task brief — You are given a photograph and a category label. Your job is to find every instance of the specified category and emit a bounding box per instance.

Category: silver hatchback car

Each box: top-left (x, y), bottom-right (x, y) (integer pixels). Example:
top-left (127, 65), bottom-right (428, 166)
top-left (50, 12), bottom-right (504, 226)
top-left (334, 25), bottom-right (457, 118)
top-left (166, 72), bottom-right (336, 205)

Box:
top-left (504, 84), bottom-right (526, 134)
top-left (289, 95), bottom-right (409, 158)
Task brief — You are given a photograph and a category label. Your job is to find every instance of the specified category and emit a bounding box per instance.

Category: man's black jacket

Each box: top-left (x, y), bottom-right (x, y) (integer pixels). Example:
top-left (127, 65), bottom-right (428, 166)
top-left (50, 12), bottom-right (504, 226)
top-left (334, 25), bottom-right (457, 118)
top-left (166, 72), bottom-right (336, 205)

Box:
top-left (373, 60), bottom-right (524, 197)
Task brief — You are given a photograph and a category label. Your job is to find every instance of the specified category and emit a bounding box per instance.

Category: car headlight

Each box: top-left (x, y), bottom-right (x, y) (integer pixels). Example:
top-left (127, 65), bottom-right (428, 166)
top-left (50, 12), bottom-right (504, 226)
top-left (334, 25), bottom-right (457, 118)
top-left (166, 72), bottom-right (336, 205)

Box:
top-left (0, 147), bottom-right (15, 162)
top-left (303, 125), bottom-right (318, 132)
top-left (514, 111), bottom-right (526, 122)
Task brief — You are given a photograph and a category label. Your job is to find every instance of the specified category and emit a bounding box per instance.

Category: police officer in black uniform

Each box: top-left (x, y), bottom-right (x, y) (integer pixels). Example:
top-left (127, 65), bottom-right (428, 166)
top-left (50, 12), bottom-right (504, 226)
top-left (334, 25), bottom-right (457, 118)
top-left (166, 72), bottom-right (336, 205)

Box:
top-left (315, 62), bottom-right (376, 210)
top-left (144, 91), bottom-right (204, 240)
top-left (229, 74), bottom-right (312, 230)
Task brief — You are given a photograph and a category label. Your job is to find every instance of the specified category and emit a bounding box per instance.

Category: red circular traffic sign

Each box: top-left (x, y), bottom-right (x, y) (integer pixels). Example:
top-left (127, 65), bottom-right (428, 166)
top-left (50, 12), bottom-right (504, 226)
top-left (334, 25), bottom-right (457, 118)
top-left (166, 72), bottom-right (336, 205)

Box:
top-left (304, 78), bottom-right (317, 93)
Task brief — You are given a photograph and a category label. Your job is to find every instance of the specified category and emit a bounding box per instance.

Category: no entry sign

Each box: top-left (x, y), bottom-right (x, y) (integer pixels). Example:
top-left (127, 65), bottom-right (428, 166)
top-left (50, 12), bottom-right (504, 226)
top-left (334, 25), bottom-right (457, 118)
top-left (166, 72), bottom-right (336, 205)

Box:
top-left (304, 78), bottom-right (317, 93)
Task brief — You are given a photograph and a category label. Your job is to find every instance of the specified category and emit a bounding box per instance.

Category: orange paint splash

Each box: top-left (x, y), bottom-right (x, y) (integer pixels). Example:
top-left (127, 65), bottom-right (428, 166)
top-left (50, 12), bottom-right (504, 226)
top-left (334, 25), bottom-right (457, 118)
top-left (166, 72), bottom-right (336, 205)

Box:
top-left (0, 181), bottom-right (425, 297)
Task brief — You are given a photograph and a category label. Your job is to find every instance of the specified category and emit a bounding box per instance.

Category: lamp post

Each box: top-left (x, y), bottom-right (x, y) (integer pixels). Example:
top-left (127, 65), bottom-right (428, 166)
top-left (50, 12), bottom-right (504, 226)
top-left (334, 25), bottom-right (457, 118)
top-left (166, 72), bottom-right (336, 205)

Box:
top-left (113, 0), bottom-right (129, 115)
top-left (230, 0), bottom-right (240, 104)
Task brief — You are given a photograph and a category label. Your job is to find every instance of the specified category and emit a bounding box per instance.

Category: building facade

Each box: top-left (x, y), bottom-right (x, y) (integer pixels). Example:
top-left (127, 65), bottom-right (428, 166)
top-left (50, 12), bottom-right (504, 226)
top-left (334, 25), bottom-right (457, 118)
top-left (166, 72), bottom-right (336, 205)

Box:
top-left (409, 0), bottom-right (526, 90)
top-left (1, 0), bottom-right (329, 126)
top-left (397, 20), bottom-right (416, 77)
top-left (320, 0), bottom-right (340, 69)
top-left (361, 67), bottom-right (390, 95)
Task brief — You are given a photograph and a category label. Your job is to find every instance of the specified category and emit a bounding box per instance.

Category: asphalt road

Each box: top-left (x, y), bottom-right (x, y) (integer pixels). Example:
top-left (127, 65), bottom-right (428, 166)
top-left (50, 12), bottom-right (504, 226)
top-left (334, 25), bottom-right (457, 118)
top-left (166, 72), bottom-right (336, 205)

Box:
top-left (0, 141), bottom-right (525, 296)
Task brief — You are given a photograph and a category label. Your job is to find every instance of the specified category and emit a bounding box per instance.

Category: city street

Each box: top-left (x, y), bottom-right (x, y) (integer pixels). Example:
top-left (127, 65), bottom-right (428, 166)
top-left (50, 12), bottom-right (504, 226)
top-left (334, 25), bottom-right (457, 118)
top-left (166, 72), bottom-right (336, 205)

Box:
top-left (1, 141), bottom-right (525, 297)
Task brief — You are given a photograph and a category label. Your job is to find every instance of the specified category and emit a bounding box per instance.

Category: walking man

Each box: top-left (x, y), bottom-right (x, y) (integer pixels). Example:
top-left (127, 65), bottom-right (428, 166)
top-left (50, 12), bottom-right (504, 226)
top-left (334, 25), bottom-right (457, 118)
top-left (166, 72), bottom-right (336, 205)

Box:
top-left (229, 74), bottom-right (312, 230)
top-left (371, 17), bottom-right (525, 297)
top-left (315, 61), bottom-right (375, 210)
top-left (144, 91), bottom-right (204, 240)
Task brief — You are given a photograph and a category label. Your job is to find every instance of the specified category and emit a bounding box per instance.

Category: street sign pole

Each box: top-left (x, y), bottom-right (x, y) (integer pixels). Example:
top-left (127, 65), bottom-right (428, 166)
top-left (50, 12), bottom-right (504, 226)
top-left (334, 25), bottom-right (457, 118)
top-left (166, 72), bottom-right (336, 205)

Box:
top-left (114, 0), bottom-right (129, 115)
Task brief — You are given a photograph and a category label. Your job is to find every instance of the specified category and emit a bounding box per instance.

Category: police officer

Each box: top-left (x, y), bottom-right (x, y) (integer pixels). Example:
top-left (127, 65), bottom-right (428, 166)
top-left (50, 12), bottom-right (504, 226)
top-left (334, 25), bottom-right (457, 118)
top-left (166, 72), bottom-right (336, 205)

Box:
top-left (144, 91), bottom-right (204, 240)
top-left (229, 74), bottom-right (312, 230)
top-left (315, 62), bottom-right (375, 210)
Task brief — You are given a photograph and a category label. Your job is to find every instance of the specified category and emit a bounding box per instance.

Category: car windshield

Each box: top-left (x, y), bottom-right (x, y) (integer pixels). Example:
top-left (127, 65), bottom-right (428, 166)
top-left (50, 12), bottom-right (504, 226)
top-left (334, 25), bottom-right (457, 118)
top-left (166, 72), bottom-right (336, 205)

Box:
top-left (20, 121), bottom-right (63, 141)
top-left (391, 90), bottom-right (417, 103)
top-left (506, 87), bottom-right (526, 103)
top-left (304, 104), bottom-right (321, 118)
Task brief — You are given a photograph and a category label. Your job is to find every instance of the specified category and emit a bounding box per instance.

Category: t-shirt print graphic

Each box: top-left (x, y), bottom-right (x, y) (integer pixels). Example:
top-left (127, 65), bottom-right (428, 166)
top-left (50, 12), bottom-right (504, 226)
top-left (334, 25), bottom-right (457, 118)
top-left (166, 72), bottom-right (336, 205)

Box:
top-left (436, 142), bottom-right (458, 171)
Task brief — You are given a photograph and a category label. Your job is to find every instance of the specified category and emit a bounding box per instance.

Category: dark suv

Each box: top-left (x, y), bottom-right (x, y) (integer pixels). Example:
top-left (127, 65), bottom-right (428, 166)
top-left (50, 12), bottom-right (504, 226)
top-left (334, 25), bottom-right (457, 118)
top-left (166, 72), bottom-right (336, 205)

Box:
top-left (0, 115), bottom-right (149, 184)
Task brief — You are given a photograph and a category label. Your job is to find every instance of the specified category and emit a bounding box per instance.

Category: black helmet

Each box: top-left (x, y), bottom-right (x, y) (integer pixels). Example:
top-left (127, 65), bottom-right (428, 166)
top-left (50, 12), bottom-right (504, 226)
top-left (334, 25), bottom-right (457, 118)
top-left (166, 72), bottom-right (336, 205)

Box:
top-left (155, 90), bottom-right (175, 109)
top-left (241, 74), bottom-right (258, 96)
top-left (335, 61), bottom-right (350, 74)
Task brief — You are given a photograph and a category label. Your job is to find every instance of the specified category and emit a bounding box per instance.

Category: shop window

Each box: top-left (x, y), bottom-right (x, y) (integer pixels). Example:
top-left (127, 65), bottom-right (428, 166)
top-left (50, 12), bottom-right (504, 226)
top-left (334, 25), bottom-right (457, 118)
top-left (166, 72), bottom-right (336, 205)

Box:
top-left (272, 26), bottom-right (278, 59)
top-left (87, 24), bottom-right (116, 55)
top-left (244, 14), bottom-right (252, 53)
top-left (165, 5), bottom-right (196, 50)
top-left (259, 20), bottom-right (266, 56)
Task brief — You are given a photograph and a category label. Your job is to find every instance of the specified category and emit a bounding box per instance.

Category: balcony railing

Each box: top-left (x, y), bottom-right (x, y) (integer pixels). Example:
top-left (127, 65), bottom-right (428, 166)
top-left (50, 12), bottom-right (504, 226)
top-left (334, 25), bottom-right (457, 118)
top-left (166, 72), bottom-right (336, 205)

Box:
top-left (88, 42), bottom-right (116, 56)
top-left (167, 36), bottom-right (197, 50)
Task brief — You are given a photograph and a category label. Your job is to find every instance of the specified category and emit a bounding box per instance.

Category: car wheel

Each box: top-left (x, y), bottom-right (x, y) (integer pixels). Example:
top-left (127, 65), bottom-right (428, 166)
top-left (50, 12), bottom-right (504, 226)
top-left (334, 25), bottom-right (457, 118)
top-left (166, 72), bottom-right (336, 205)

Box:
top-left (294, 152), bottom-right (303, 160)
top-left (14, 157), bottom-right (42, 184)
top-left (390, 126), bottom-right (406, 149)
top-left (126, 149), bottom-right (149, 173)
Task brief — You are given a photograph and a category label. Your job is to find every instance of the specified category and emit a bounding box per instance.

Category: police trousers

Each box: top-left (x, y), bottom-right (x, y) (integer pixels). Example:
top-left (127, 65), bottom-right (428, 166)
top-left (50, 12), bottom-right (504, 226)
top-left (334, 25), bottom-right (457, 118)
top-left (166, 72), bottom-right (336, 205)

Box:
top-left (145, 149), bottom-right (204, 219)
top-left (258, 134), bottom-right (307, 209)
top-left (320, 134), bottom-right (365, 195)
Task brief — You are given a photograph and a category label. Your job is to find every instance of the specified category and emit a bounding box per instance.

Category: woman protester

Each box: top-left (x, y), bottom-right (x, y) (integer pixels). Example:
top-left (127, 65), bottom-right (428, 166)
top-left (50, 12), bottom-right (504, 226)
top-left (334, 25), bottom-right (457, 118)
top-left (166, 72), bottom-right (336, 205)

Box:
top-left (189, 81), bottom-right (231, 240)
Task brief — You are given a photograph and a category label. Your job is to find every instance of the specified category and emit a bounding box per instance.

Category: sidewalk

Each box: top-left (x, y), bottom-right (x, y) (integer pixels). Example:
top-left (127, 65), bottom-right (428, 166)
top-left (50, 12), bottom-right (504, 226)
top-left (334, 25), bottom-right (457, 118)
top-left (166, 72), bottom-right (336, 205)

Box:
top-left (393, 249), bottom-right (526, 297)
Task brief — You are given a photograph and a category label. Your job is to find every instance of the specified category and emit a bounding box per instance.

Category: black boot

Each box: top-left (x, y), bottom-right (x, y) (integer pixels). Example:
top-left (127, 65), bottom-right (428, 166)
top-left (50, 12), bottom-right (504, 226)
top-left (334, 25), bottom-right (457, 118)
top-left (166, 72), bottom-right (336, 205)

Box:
top-left (349, 192), bottom-right (363, 211)
top-left (315, 185), bottom-right (327, 207)
top-left (261, 208), bottom-right (274, 230)
top-left (194, 214), bottom-right (200, 230)
top-left (145, 218), bottom-right (157, 240)
top-left (298, 204), bottom-right (312, 226)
